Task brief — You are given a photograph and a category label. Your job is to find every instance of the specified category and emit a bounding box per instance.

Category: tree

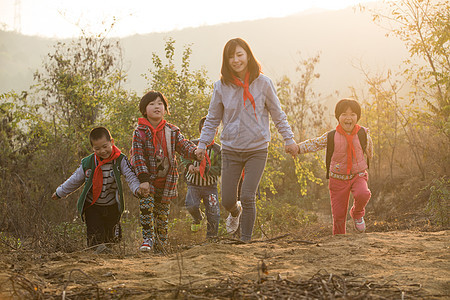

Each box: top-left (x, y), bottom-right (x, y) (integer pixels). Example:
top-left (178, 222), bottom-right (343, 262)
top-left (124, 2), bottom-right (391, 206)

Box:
top-left (0, 28), bottom-right (136, 249)
top-left (0, 90), bottom-right (57, 237)
top-left (276, 53), bottom-right (327, 199)
top-left (370, 0), bottom-right (449, 130)
top-left (26, 30), bottom-right (136, 199)
top-left (143, 38), bottom-right (212, 140)
top-left (350, 68), bottom-right (417, 181)
top-left (0, 93), bottom-right (26, 233)
top-left (142, 38), bottom-right (213, 207)
top-left (365, 0), bottom-right (450, 178)
top-left (278, 52), bottom-right (326, 142)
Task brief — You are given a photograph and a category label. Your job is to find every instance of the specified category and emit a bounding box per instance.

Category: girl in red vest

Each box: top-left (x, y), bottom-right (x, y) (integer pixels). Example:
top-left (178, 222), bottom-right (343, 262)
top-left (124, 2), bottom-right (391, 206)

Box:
top-left (296, 98), bottom-right (373, 234)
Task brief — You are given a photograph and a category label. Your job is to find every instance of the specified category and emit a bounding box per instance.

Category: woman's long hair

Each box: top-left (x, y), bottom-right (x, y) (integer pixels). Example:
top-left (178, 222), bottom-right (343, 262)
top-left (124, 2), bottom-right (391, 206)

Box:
top-left (220, 38), bottom-right (261, 85)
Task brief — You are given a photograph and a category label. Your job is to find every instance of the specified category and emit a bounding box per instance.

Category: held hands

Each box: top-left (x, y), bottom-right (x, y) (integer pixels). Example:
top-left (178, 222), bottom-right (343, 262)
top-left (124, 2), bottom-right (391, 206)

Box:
top-left (138, 182), bottom-right (151, 197)
top-left (194, 148), bottom-right (206, 161)
top-left (188, 165), bottom-right (200, 174)
top-left (285, 143), bottom-right (300, 158)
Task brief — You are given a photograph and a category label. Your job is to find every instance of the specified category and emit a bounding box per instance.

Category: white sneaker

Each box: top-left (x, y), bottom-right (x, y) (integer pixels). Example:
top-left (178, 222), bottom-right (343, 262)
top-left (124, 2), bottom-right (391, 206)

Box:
top-left (354, 217), bottom-right (366, 233)
top-left (139, 238), bottom-right (153, 252)
top-left (226, 201), bottom-right (242, 234)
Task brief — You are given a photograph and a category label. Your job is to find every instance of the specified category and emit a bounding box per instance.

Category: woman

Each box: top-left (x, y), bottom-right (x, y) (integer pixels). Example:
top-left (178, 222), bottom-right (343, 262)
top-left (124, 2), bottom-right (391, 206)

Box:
top-left (195, 38), bottom-right (298, 241)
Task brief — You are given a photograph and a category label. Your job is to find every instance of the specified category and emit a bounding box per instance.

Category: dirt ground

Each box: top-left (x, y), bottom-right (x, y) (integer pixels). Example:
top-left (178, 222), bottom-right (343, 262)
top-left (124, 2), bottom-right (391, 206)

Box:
top-left (0, 229), bottom-right (448, 299)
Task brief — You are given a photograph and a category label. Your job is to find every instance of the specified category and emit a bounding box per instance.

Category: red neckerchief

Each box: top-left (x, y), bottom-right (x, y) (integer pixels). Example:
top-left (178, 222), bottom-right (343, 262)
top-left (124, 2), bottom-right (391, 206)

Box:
top-left (91, 145), bottom-right (121, 205)
top-left (336, 124), bottom-right (361, 174)
top-left (199, 140), bottom-right (215, 179)
top-left (232, 72), bottom-right (257, 120)
top-left (138, 118), bottom-right (167, 155)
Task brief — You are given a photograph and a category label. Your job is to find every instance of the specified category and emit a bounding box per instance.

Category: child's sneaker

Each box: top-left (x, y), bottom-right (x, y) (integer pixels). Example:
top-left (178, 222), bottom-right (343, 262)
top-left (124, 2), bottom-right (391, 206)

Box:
top-left (139, 238), bottom-right (153, 252)
top-left (226, 201), bottom-right (242, 234)
top-left (354, 217), bottom-right (366, 233)
top-left (191, 222), bottom-right (201, 232)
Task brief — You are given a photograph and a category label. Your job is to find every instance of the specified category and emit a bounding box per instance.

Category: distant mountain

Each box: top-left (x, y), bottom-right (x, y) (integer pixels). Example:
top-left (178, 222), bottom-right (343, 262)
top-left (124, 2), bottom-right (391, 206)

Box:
top-left (0, 31), bottom-right (54, 94)
top-left (0, 5), bottom-right (408, 104)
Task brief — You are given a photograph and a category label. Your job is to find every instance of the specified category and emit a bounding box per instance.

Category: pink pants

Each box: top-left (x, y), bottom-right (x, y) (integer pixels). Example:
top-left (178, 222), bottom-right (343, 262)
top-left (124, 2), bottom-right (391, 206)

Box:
top-left (328, 172), bottom-right (371, 234)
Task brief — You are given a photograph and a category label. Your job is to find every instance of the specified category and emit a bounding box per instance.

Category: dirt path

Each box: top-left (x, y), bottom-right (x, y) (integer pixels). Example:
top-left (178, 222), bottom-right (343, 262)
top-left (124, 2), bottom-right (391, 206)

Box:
top-left (1, 230), bottom-right (448, 299)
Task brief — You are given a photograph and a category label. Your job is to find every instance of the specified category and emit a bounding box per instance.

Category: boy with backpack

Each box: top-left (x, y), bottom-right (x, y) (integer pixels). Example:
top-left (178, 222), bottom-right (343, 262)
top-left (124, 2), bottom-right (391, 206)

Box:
top-left (181, 116), bottom-right (221, 239)
top-left (296, 98), bottom-right (373, 234)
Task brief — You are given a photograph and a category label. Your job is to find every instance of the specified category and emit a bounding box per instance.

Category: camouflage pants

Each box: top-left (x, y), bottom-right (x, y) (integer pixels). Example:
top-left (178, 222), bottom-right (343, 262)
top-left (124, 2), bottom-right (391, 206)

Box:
top-left (139, 188), bottom-right (170, 249)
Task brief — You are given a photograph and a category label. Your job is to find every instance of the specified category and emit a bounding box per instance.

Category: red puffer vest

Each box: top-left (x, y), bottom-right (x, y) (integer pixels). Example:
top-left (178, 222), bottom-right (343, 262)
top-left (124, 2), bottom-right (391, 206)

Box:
top-left (330, 129), bottom-right (368, 175)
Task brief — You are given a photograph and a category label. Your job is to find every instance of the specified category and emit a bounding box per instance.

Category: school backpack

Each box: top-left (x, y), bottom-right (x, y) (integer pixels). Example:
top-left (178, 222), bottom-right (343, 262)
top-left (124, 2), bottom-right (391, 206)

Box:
top-left (325, 128), bottom-right (369, 179)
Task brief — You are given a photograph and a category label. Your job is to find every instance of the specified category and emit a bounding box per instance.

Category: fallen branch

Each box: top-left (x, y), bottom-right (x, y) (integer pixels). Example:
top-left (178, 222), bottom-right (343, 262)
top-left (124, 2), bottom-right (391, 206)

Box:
top-left (62, 268), bottom-right (101, 300)
top-left (287, 239), bottom-right (319, 245)
top-left (222, 233), bottom-right (291, 245)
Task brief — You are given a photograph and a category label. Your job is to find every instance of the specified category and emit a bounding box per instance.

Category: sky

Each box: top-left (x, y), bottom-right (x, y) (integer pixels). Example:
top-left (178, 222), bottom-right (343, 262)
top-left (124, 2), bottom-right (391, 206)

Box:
top-left (0, 0), bottom-right (376, 38)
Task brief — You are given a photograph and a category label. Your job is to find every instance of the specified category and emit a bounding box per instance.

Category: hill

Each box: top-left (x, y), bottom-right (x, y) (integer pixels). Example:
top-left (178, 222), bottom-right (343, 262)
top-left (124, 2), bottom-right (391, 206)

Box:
top-left (0, 230), bottom-right (448, 298)
top-left (1, 4), bottom-right (408, 102)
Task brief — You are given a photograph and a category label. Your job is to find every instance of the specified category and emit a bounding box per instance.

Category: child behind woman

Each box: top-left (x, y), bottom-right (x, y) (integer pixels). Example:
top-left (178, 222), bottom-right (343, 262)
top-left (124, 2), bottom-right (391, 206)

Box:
top-left (296, 98), bottom-right (373, 234)
top-left (181, 116), bottom-right (221, 239)
top-left (131, 90), bottom-right (200, 253)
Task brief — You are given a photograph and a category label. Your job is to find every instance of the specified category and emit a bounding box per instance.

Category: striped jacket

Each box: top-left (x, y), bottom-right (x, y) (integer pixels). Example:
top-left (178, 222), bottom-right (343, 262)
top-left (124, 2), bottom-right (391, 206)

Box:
top-left (181, 139), bottom-right (221, 186)
top-left (131, 121), bottom-right (197, 203)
